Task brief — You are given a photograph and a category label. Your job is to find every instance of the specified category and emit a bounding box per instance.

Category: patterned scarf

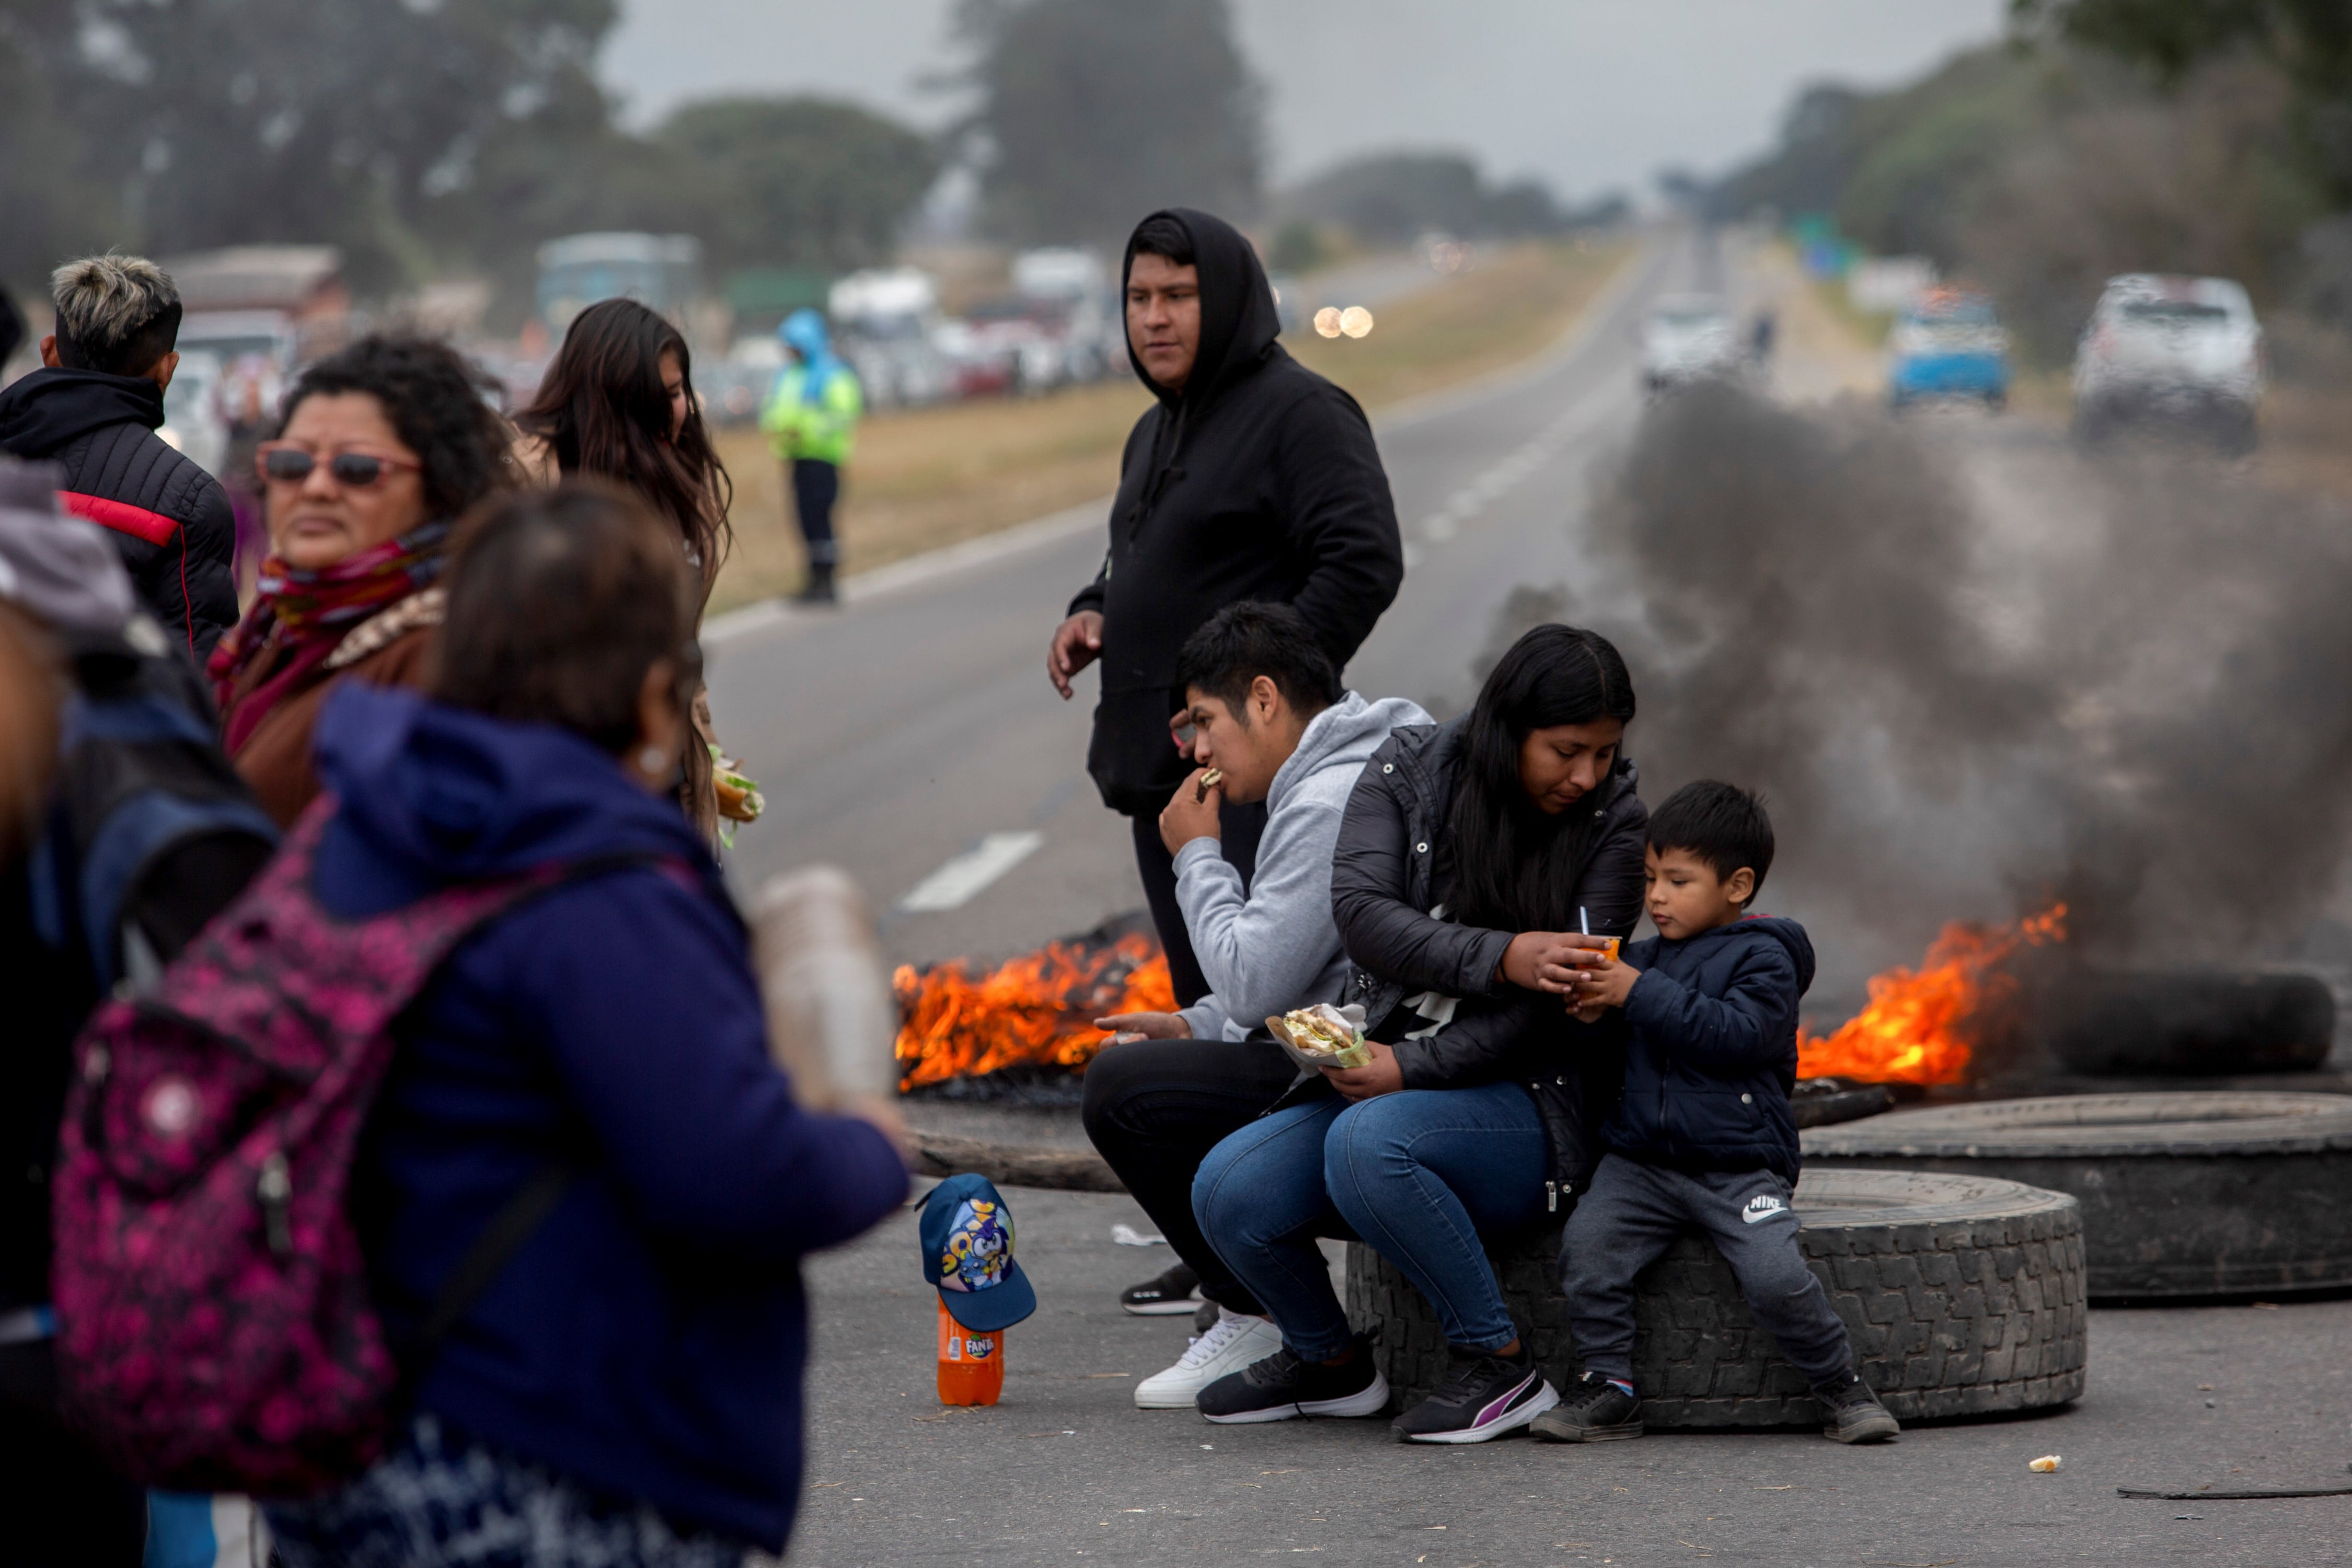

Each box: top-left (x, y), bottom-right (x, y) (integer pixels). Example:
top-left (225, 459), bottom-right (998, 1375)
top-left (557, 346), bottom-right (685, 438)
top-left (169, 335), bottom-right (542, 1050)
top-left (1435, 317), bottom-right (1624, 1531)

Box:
top-left (211, 521), bottom-right (452, 754)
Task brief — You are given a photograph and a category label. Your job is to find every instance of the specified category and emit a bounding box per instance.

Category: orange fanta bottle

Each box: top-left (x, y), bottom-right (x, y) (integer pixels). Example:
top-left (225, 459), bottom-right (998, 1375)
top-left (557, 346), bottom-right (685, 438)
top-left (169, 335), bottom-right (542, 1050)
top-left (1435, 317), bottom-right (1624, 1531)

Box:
top-left (936, 1300), bottom-right (1006, 1405)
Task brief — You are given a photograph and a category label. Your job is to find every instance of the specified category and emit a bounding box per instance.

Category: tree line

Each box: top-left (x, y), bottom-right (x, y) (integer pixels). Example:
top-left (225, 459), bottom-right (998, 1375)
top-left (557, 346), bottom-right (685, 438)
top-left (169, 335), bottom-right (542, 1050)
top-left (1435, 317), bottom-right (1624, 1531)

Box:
top-left (1, 0), bottom-right (1592, 321)
top-left (0, 0), bottom-right (938, 314)
top-left (1715, 0), bottom-right (2352, 358)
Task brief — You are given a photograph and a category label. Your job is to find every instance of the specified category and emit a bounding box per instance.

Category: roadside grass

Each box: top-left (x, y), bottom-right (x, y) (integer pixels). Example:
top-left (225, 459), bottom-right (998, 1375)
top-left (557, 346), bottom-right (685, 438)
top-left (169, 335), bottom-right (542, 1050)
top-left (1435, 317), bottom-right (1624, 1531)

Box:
top-left (706, 237), bottom-right (1634, 613)
top-left (2254, 326), bottom-right (2352, 504)
top-left (1812, 279), bottom-right (1895, 354)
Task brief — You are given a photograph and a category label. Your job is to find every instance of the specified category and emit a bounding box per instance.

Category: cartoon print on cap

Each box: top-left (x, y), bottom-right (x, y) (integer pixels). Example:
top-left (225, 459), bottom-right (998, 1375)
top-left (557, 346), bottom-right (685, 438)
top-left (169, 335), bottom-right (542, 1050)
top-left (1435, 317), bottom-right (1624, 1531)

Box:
top-left (937, 1197), bottom-right (1013, 1293)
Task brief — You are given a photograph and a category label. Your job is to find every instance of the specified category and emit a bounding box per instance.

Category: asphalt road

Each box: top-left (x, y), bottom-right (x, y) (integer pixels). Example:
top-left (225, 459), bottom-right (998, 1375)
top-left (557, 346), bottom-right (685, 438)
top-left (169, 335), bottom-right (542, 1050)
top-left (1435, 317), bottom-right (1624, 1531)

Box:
top-left (705, 230), bottom-right (1677, 973)
top-left (785, 1181), bottom-right (2352, 1568)
top-left (719, 232), bottom-right (2352, 1565)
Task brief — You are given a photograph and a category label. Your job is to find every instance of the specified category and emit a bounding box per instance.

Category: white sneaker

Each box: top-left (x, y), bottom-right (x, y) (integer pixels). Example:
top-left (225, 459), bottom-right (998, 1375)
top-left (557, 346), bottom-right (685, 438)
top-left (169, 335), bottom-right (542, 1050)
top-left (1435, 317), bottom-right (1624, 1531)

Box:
top-left (1133, 1309), bottom-right (1285, 1410)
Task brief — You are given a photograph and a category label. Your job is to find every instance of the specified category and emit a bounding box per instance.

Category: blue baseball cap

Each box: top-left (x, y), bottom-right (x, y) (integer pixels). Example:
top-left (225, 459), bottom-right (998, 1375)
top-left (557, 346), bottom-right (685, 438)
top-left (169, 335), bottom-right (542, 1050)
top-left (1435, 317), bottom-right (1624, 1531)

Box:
top-left (919, 1173), bottom-right (1037, 1332)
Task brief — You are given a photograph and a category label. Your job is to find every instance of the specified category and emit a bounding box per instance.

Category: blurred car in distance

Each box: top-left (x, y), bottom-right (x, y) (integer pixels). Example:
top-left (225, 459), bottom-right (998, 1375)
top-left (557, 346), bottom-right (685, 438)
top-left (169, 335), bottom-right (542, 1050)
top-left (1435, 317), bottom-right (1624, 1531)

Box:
top-left (830, 268), bottom-right (952, 410)
top-left (157, 349), bottom-right (228, 478)
top-left (1887, 289), bottom-right (2010, 410)
top-left (2073, 273), bottom-right (2262, 452)
top-left (1012, 247), bottom-right (1122, 383)
top-left (1641, 295), bottom-right (1743, 394)
top-left (537, 233), bottom-right (700, 335)
top-left (175, 311), bottom-right (300, 377)
top-left (706, 335), bottom-right (787, 426)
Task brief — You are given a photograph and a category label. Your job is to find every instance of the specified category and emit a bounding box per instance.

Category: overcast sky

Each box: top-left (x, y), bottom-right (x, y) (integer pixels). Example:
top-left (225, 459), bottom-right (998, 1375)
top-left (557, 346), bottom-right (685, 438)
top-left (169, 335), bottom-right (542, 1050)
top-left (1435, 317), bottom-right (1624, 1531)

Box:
top-left (605, 1), bottom-right (2005, 200)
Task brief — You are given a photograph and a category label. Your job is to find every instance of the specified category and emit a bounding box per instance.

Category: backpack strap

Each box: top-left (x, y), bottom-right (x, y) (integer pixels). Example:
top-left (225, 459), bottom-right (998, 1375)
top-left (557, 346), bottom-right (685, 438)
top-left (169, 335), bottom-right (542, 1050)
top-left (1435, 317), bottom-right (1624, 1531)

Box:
top-left (393, 846), bottom-right (697, 1370)
top-left (412, 1160), bottom-right (571, 1353)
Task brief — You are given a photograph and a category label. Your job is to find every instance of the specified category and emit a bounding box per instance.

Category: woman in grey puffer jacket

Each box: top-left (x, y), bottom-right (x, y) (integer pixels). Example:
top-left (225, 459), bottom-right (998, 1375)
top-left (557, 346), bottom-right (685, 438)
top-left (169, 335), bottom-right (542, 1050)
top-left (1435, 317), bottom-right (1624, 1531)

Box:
top-left (1190, 626), bottom-right (1645, 1444)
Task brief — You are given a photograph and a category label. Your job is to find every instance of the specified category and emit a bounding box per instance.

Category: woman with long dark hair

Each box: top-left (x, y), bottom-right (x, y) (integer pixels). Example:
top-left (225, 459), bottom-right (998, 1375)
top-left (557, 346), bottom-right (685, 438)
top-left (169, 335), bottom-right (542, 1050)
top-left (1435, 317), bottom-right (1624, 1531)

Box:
top-left (516, 299), bottom-right (731, 585)
top-left (1189, 624), bottom-right (1646, 1443)
top-left (517, 299), bottom-right (744, 838)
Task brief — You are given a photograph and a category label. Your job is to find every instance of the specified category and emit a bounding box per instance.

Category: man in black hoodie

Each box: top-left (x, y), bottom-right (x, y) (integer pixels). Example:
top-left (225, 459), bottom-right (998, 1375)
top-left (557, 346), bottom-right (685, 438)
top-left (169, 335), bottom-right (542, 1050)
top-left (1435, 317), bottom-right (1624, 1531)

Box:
top-left (1046, 208), bottom-right (1404, 1005)
top-left (0, 255), bottom-right (238, 663)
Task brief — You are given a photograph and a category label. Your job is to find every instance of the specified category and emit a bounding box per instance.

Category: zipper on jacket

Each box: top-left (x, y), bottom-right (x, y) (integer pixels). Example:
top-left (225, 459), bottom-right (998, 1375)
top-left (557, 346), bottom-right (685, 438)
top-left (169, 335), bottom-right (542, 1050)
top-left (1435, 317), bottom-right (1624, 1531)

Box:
top-left (1546, 1180), bottom-right (1558, 1213)
top-left (258, 1152), bottom-right (293, 1260)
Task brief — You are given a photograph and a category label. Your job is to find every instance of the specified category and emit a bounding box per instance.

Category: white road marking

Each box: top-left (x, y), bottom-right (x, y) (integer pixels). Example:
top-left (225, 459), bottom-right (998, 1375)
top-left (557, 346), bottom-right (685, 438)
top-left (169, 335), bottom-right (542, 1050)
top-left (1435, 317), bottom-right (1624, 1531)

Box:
top-left (704, 499), bottom-right (1107, 647)
top-left (1412, 378), bottom-right (1617, 545)
top-left (896, 831), bottom-right (1046, 913)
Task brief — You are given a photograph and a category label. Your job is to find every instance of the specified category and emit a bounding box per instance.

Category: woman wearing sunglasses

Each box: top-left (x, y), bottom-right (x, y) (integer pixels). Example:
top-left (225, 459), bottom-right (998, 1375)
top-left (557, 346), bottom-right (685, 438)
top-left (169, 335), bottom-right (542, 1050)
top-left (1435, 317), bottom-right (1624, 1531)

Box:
top-left (209, 335), bottom-right (514, 825)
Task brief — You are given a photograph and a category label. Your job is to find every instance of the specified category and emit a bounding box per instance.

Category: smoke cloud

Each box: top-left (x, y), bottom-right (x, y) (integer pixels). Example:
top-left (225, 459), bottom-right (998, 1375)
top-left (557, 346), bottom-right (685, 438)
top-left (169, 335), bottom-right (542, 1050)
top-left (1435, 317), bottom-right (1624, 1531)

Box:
top-left (1523, 384), bottom-right (2352, 1011)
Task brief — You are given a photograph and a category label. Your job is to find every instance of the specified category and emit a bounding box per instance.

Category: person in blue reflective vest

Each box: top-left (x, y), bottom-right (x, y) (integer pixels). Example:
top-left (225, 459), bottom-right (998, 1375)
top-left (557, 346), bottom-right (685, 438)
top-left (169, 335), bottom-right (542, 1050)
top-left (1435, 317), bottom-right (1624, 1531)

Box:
top-left (759, 309), bottom-right (863, 605)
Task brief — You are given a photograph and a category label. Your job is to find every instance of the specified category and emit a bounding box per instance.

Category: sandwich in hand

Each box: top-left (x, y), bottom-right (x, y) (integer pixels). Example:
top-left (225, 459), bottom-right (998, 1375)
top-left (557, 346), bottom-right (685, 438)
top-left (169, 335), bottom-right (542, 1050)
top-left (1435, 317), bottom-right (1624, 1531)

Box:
top-left (1266, 1001), bottom-right (1373, 1070)
top-left (1194, 767), bottom-right (1224, 804)
top-left (711, 746), bottom-right (766, 824)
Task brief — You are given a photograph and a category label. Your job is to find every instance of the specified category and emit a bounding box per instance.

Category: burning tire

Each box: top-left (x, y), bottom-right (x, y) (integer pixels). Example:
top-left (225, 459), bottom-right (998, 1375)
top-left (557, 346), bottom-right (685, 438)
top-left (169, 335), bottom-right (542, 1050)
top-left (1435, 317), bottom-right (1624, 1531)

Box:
top-left (1803, 1092), bottom-right (2352, 1299)
top-left (1347, 1168), bottom-right (2085, 1426)
top-left (2034, 971), bottom-right (2333, 1077)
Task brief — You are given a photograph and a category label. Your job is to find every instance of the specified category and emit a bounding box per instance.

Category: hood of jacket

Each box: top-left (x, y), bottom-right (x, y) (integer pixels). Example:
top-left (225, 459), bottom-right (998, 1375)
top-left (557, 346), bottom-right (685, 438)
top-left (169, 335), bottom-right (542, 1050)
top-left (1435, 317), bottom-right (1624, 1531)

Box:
top-left (1647, 914), bottom-right (1818, 996)
top-left (309, 681), bottom-right (715, 919)
top-left (780, 307), bottom-right (832, 360)
top-left (780, 308), bottom-right (844, 399)
top-left (1267, 693), bottom-right (1432, 814)
top-left (1123, 207), bottom-right (1281, 414)
top-left (0, 367), bottom-right (165, 460)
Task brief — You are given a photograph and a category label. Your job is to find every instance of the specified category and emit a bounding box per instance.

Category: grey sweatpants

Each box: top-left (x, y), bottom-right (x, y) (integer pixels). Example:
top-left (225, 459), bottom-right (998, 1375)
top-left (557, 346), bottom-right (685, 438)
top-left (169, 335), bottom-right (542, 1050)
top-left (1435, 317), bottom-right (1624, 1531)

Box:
top-left (1559, 1154), bottom-right (1853, 1388)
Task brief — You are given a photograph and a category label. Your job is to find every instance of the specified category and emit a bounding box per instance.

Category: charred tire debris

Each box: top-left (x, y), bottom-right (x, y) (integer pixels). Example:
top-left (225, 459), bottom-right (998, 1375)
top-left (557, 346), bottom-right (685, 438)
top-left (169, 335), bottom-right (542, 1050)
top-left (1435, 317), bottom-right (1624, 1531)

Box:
top-left (1349, 1169), bottom-right (2086, 1427)
top-left (2033, 971), bottom-right (2334, 1078)
top-left (1803, 1092), bottom-right (2352, 1300)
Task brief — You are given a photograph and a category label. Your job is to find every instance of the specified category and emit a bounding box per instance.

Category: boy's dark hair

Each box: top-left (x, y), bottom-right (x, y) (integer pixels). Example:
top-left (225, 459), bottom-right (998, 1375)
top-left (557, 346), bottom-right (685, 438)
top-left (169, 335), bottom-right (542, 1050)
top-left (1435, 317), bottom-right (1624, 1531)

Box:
top-left (1130, 215), bottom-right (1196, 268)
top-left (1174, 601), bottom-right (1339, 723)
top-left (1647, 780), bottom-right (1774, 900)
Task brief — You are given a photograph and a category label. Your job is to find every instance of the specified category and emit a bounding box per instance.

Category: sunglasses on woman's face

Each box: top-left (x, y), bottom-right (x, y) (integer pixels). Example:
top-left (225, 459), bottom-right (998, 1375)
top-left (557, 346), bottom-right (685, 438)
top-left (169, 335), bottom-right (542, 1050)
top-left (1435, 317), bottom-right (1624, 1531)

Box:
top-left (256, 443), bottom-right (421, 490)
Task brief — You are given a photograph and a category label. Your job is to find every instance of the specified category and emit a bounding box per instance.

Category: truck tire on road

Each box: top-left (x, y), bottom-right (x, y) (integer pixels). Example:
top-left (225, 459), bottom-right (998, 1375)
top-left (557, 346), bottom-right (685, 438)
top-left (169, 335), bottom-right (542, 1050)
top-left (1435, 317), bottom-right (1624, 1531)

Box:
top-left (1804, 1092), bottom-right (2352, 1299)
top-left (1347, 1168), bottom-right (2086, 1426)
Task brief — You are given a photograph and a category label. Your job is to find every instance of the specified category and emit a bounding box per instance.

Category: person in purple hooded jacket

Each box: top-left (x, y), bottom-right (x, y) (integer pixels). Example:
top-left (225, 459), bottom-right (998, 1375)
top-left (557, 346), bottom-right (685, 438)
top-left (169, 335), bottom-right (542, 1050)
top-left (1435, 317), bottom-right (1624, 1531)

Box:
top-left (260, 481), bottom-right (910, 1566)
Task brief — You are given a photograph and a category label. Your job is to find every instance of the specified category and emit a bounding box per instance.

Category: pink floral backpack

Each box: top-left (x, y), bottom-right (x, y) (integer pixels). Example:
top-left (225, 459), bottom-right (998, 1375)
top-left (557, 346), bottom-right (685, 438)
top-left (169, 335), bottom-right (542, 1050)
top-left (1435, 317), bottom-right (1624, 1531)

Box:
top-left (50, 796), bottom-right (624, 1495)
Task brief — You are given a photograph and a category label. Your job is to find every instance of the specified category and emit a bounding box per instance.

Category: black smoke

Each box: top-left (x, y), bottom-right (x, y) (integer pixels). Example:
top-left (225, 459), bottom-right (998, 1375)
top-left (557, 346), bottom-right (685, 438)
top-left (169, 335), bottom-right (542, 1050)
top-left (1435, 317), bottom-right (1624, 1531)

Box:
top-left (1524, 383), bottom-right (2352, 1013)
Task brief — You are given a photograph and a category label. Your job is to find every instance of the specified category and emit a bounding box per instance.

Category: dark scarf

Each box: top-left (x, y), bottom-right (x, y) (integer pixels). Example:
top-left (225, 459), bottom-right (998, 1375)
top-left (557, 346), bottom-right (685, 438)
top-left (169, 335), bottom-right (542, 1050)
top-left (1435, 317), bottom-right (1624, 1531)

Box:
top-left (210, 521), bottom-right (450, 754)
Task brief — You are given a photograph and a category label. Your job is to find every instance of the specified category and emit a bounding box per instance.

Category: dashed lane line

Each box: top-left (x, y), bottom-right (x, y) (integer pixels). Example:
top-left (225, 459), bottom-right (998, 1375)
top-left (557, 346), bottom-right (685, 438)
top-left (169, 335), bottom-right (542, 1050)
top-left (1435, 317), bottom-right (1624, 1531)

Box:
top-left (895, 831), bottom-right (1046, 914)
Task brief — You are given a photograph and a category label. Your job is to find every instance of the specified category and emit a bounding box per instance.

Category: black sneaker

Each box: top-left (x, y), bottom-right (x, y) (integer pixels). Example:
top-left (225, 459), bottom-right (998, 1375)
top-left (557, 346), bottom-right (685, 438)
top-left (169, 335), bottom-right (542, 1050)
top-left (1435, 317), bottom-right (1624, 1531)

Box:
top-left (1196, 1340), bottom-right (1391, 1425)
top-left (1530, 1371), bottom-right (1644, 1443)
top-left (1390, 1345), bottom-right (1559, 1444)
top-left (1119, 1262), bottom-right (1201, 1317)
top-left (1816, 1370), bottom-right (1900, 1444)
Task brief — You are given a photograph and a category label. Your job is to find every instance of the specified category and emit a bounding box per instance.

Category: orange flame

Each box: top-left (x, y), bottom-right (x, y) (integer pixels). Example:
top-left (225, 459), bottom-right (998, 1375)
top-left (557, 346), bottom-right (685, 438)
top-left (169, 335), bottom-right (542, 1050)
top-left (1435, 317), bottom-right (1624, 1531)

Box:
top-left (893, 932), bottom-right (1177, 1090)
top-left (1797, 904), bottom-right (2067, 1085)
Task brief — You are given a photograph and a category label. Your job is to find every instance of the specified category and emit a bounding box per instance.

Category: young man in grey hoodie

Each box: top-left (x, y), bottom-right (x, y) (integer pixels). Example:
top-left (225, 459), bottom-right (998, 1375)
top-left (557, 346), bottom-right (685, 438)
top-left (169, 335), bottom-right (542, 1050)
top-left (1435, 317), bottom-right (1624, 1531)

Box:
top-left (1083, 601), bottom-right (1428, 1410)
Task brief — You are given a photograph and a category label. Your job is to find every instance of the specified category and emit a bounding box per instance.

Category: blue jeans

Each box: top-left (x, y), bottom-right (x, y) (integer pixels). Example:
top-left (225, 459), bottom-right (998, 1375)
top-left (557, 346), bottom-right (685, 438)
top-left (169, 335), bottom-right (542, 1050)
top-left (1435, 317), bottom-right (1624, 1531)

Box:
top-left (1192, 1083), bottom-right (1549, 1361)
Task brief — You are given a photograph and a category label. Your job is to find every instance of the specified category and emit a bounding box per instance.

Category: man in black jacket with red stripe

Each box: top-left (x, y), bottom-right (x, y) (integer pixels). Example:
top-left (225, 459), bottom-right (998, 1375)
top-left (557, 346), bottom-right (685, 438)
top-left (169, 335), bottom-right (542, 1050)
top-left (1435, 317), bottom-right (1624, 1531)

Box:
top-left (0, 255), bottom-right (238, 662)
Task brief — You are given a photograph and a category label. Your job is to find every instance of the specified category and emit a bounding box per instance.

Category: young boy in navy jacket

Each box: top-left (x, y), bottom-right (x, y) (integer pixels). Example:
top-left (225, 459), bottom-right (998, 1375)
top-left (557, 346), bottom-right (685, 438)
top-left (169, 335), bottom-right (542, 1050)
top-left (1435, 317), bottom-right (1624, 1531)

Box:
top-left (1531, 781), bottom-right (1900, 1446)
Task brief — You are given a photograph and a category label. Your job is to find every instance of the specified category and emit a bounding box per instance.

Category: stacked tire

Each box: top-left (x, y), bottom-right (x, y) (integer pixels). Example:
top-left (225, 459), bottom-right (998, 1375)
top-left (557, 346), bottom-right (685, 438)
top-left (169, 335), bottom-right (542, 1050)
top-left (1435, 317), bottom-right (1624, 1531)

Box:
top-left (1347, 1168), bottom-right (2086, 1427)
top-left (1803, 1092), bottom-right (2352, 1299)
